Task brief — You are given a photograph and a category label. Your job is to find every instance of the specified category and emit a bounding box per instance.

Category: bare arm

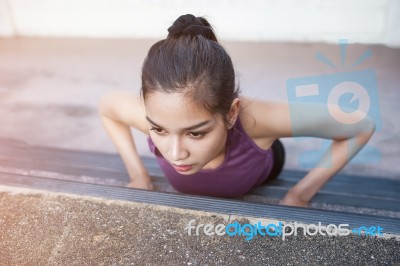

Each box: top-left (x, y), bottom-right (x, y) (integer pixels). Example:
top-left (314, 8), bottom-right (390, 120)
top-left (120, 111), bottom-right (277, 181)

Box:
top-left (282, 103), bottom-right (375, 206)
top-left (98, 90), bottom-right (153, 190)
top-left (243, 99), bottom-right (376, 207)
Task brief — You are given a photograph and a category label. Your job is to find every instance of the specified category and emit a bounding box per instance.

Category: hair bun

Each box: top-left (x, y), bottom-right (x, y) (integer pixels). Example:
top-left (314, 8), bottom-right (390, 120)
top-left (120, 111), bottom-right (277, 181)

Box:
top-left (168, 14), bottom-right (216, 41)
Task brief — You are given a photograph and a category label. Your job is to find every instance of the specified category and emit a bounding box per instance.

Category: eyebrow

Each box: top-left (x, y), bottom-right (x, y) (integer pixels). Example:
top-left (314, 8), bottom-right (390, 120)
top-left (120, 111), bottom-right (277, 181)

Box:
top-left (146, 116), bottom-right (211, 131)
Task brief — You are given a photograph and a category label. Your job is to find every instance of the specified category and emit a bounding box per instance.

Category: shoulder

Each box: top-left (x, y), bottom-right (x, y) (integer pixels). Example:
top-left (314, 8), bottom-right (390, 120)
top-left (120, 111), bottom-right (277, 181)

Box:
top-left (238, 96), bottom-right (293, 142)
top-left (98, 90), bottom-right (148, 133)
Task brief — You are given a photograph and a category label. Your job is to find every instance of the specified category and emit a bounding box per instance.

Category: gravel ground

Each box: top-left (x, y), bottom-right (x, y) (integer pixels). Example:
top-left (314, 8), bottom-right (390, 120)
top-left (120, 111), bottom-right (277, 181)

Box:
top-left (0, 185), bottom-right (399, 265)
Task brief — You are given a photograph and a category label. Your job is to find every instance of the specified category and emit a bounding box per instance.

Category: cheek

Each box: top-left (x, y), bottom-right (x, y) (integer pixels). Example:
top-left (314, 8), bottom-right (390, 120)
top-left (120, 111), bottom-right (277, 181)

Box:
top-left (210, 126), bottom-right (227, 143)
top-left (198, 131), bottom-right (227, 154)
top-left (188, 141), bottom-right (209, 155)
top-left (149, 133), bottom-right (167, 153)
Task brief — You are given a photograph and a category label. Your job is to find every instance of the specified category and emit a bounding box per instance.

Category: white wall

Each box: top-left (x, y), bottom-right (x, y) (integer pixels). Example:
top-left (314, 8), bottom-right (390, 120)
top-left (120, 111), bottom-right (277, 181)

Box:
top-left (1, 0), bottom-right (399, 47)
top-left (0, 0), bottom-right (14, 36)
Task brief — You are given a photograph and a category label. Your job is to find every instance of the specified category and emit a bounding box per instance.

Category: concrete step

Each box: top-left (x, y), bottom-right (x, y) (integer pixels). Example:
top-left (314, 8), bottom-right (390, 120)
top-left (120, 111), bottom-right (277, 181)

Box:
top-left (1, 139), bottom-right (399, 216)
top-left (0, 138), bottom-right (399, 264)
top-left (1, 172), bottom-right (399, 235)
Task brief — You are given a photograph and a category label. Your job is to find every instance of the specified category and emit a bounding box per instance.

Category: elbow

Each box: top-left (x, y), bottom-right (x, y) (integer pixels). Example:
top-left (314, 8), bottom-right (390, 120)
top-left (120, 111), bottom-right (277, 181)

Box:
top-left (364, 115), bottom-right (376, 135)
top-left (358, 116), bottom-right (376, 142)
top-left (355, 110), bottom-right (376, 135)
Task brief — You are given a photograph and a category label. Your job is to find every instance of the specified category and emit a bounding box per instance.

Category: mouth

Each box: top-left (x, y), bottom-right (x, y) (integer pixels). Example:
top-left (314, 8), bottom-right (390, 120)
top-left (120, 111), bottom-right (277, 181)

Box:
top-left (171, 164), bottom-right (193, 172)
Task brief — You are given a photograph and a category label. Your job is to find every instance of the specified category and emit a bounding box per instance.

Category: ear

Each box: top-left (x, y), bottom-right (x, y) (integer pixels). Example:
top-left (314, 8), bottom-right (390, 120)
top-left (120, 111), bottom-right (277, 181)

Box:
top-left (227, 98), bottom-right (240, 129)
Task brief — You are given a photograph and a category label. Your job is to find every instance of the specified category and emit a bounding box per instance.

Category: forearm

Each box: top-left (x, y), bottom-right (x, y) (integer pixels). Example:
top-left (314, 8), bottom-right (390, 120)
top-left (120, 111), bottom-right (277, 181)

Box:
top-left (290, 130), bottom-right (375, 203)
top-left (100, 115), bottom-right (150, 182)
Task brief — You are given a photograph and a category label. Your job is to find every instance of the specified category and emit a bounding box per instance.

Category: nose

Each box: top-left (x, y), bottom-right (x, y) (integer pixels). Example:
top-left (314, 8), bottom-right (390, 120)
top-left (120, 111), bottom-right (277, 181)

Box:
top-left (168, 136), bottom-right (189, 162)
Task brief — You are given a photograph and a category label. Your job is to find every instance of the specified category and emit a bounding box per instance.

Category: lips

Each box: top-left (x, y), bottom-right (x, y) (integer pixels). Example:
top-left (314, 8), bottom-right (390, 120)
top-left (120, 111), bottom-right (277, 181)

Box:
top-left (171, 164), bottom-right (193, 172)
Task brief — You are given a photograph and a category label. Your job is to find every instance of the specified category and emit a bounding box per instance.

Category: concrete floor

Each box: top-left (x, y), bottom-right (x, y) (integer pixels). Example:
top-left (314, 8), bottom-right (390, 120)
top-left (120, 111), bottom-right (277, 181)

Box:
top-left (0, 37), bottom-right (399, 179)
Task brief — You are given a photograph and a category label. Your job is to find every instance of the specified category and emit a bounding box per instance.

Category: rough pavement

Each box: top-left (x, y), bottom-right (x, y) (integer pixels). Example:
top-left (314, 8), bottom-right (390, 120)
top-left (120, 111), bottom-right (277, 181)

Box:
top-left (0, 185), bottom-right (399, 265)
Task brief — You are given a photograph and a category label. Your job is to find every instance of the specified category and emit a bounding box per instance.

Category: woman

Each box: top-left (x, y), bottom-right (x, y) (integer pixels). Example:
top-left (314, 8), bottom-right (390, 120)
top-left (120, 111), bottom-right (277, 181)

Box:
top-left (99, 14), bottom-right (375, 207)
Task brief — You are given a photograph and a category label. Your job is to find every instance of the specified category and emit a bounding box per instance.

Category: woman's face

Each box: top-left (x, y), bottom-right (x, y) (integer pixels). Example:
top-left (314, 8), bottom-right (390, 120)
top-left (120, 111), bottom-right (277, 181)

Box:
top-left (145, 91), bottom-right (228, 175)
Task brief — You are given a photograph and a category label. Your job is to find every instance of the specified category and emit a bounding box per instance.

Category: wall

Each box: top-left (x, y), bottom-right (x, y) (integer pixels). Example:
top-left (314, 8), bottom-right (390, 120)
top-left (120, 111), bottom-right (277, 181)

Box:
top-left (0, 0), bottom-right (399, 46)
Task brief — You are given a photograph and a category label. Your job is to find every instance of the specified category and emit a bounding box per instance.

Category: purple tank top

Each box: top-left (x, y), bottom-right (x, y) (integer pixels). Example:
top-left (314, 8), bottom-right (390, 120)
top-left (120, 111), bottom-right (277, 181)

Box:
top-left (147, 117), bottom-right (274, 198)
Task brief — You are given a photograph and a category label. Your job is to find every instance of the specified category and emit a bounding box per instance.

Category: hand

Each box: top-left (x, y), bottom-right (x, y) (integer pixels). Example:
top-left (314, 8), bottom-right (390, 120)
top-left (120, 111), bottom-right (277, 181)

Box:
top-left (279, 189), bottom-right (309, 207)
top-left (127, 178), bottom-right (154, 191)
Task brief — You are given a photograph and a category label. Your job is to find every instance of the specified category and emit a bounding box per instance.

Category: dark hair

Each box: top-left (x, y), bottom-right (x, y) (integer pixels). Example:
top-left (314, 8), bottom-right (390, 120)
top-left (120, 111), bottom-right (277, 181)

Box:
top-left (141, 14), bottom-right (239, 125)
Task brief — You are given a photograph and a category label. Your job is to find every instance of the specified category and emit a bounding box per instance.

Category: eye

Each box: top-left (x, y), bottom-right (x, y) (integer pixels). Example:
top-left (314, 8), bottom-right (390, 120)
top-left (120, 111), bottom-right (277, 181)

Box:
top-left (150, 127), bottom-right (167, 135)
top-left (188, 131), bottom-right (207, 138)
